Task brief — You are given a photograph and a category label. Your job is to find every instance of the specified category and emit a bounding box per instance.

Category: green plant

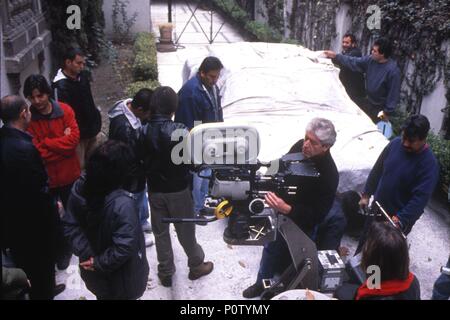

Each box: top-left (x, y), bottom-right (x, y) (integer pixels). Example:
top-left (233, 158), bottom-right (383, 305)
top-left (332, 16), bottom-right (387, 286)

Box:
top-left (389, 109), bottom-right (410, 138)
top-left (428, 133), bottom-right (450, 188)
top-left (133, 32), bottom-right (155, 53)
top-left (211, 0), bottom-right (283, 42)
top-left (131, 32), bottom-right (158, 81)
top-left (132, 53), bottom-right (158, 81)
top-left (112, 0), bottom-right (138, 44)
top-left (125, 80), bottom-right (160, 97)
top-left (245, 20), bottom-right (283, 42)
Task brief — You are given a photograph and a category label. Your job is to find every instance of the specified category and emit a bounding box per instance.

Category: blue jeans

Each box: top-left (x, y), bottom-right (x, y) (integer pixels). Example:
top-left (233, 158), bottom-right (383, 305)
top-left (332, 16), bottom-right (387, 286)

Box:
top-left (192, 169), bottom-right (211, 214)
top-left (257, 235), bottom-right (292, 284)
top-left (315, 199), bottom-right (347, 251)
top-left (135, 187), bottom-right (150, 227)
top-left (257, 224), bottom-right (318, 284)
top-left (432, 256), bottom-right (450, 300)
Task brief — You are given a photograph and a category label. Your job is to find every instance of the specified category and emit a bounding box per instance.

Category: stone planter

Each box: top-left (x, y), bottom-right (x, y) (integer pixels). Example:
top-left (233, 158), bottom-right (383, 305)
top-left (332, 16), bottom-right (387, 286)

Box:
top-left (159, 23), bottom-right (174, 44)
top-left (157, 23), bottom-right (176, 52)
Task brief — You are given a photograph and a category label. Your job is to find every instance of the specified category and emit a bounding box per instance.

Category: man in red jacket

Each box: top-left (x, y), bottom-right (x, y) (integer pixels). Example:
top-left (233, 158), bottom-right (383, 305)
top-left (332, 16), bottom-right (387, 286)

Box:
top-left (23, 74), bottom-right (81, 270)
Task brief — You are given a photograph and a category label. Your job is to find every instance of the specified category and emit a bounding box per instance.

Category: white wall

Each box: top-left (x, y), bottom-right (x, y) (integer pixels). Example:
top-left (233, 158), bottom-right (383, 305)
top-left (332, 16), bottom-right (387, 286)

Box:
top-left (420, 40), bottom-right (449, 135)
top-left (103, 0), bottom-right (151, 37)
top-left (421, 78), bottom-right (447, 135)
top-left (331, 3), bottom-right (352, 53)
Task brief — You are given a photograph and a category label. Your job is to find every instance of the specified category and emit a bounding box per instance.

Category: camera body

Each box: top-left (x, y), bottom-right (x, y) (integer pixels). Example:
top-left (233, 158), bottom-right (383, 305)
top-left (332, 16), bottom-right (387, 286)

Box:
top-left (186, 123), bottom-right (319, 245)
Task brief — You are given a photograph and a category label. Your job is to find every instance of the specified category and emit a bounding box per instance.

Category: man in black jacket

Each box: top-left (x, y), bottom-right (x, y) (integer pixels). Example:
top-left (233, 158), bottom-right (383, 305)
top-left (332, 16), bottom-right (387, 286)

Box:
top-left (108, 88), bottom-right (154, 246)
top-left (0, 95), bottom-right (60, 299)
top-left (52, 47), bottom-right (102, 169)
top-left (333, 33), bottom-right (366, 105)
top-left (243, 118), bottom-right (339, 298)
top-left (138, 86), bottom-right (214, 288)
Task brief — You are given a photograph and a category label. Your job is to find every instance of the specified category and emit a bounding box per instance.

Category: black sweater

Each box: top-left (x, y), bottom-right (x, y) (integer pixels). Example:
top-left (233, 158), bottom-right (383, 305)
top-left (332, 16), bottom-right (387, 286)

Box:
top-left (286, 140), bottom-right (339, 235)
top-left (53, 70), bottom-right (101, 139)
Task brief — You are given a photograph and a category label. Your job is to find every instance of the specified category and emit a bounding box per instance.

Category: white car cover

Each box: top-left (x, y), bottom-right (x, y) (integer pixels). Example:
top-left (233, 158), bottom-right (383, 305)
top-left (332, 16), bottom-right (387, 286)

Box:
top-left (182, 42), bottom-right (388, 192)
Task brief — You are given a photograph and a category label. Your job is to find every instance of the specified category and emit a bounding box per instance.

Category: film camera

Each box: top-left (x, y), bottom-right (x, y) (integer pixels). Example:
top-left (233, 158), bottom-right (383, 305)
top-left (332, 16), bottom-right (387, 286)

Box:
top-left (185, 123), bottom-right (319, 245)
top-left (163, 123), bottom-right (345, 296)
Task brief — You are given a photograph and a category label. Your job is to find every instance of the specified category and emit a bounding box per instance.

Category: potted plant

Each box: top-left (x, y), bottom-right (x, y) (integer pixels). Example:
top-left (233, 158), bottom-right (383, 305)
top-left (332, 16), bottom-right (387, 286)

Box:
top-left (158, 23), bottom-right (174, 44)
top-left (157, 23), bottom-right (177, 52)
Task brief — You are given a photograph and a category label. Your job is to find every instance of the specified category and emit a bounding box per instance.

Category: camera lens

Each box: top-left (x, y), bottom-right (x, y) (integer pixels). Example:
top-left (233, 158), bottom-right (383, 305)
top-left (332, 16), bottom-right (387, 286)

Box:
top-left (249, 198), bottom-right (265, 214)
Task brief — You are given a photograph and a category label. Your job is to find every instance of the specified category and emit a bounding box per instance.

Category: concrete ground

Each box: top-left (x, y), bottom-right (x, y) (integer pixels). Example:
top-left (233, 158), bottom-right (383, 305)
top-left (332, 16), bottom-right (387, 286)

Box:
top-left (55, 0), bottom-right (450, 300)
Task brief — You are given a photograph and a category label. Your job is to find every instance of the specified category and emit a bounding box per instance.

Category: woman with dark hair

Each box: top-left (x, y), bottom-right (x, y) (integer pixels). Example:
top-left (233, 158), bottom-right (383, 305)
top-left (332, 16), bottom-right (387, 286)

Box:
top-left (63, 140), bottom-right (149, 300)
top-left (336, 221), bottom-right (420, 300)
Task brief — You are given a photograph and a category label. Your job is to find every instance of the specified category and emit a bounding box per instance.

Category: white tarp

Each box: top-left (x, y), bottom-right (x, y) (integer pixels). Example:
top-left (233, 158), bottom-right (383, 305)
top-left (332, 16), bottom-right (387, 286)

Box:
top-left (183, 42), bottom-right (389, 192)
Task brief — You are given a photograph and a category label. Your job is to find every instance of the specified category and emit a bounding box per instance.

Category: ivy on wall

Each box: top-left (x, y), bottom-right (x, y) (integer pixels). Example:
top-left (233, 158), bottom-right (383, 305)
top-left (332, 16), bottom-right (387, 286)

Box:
top-left (348, 0), bottom-right (450, 118)
top-left (211, 0), bottom-right (282, 42)
top-left (288, 0), bottom-right (340, 50)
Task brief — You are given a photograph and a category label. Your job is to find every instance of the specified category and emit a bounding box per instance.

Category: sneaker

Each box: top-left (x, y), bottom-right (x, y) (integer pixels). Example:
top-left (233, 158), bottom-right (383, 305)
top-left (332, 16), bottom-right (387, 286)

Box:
top-left (242, 282), bottom-right (264, 299)
top-left (53, 283), bottom-right (66, 297)
top-left (188, 261), bottom-right (214, 280)
top-left (144, 233), bottom-right (154, 247)
top-left (56, 253), bottom-right (72, 271)
top-left (159, 275), bottom-right (172, 287)
top-left (199, 207), bottom-right (215, 217)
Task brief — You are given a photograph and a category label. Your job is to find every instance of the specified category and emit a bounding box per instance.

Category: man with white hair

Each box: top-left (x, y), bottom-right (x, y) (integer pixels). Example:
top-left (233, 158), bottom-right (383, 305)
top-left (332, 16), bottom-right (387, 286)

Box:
top-left (243, 118), bottom-right (339, 299)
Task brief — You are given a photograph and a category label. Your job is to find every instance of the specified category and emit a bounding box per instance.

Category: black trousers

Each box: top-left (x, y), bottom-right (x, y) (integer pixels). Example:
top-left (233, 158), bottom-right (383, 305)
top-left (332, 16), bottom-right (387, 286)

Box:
top-left (11, 248), bottom-right (55, 300)
top-left (50, 184), bottom-right (74, 265)
top-left (353, 96), bottom-right (383, 123)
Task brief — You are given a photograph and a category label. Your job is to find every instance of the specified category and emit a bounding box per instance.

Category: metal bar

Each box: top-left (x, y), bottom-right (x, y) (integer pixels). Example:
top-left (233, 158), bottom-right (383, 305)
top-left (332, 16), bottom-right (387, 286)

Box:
top-left (189, 2), bottom-right (211, 42)
top-left (174, 0), bottom-right (200, 45)
top-left (375, 201), bottom-right (407, 239)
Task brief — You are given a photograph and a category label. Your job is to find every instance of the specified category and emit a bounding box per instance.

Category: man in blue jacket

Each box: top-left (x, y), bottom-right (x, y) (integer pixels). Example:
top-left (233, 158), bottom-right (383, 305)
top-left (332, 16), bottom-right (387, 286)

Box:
top-left (324, 37), bottom-right (401, 123)
top-left (357, 115), bottom-right (439, 251)
top-left (175, 56), bottom-right (224, 219)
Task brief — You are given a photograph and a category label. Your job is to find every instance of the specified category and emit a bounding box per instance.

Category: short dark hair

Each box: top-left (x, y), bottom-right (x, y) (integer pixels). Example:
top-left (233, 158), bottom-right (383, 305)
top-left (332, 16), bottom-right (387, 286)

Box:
top-left (402, 114), bottom-right (430, 140)
top-left (84, 140), bottom-right (136, 211)
top-left (131, 88), bottom-right (154, 112)
top-left (23, 74), bottom-right (52, 98)
top-left (198, 56), bottom-right (223, 74)
top-left (0, 95), bottom-right (28, 123)
top-left (361, 221), bottom-right (410, 282)
top-left (343, 33), bottom-right (357, 44)
top-left (62, 47), bottom-right (84, 66)
top-left (150, 86), bottom-right (178, 116)
top-left (373, 37), bottom-right (393, 58)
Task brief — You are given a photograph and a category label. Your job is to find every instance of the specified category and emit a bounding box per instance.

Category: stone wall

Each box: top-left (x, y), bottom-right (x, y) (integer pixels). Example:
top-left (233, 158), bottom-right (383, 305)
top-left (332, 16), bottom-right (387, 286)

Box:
top-left (1, 0), bottom-right (54, 97)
